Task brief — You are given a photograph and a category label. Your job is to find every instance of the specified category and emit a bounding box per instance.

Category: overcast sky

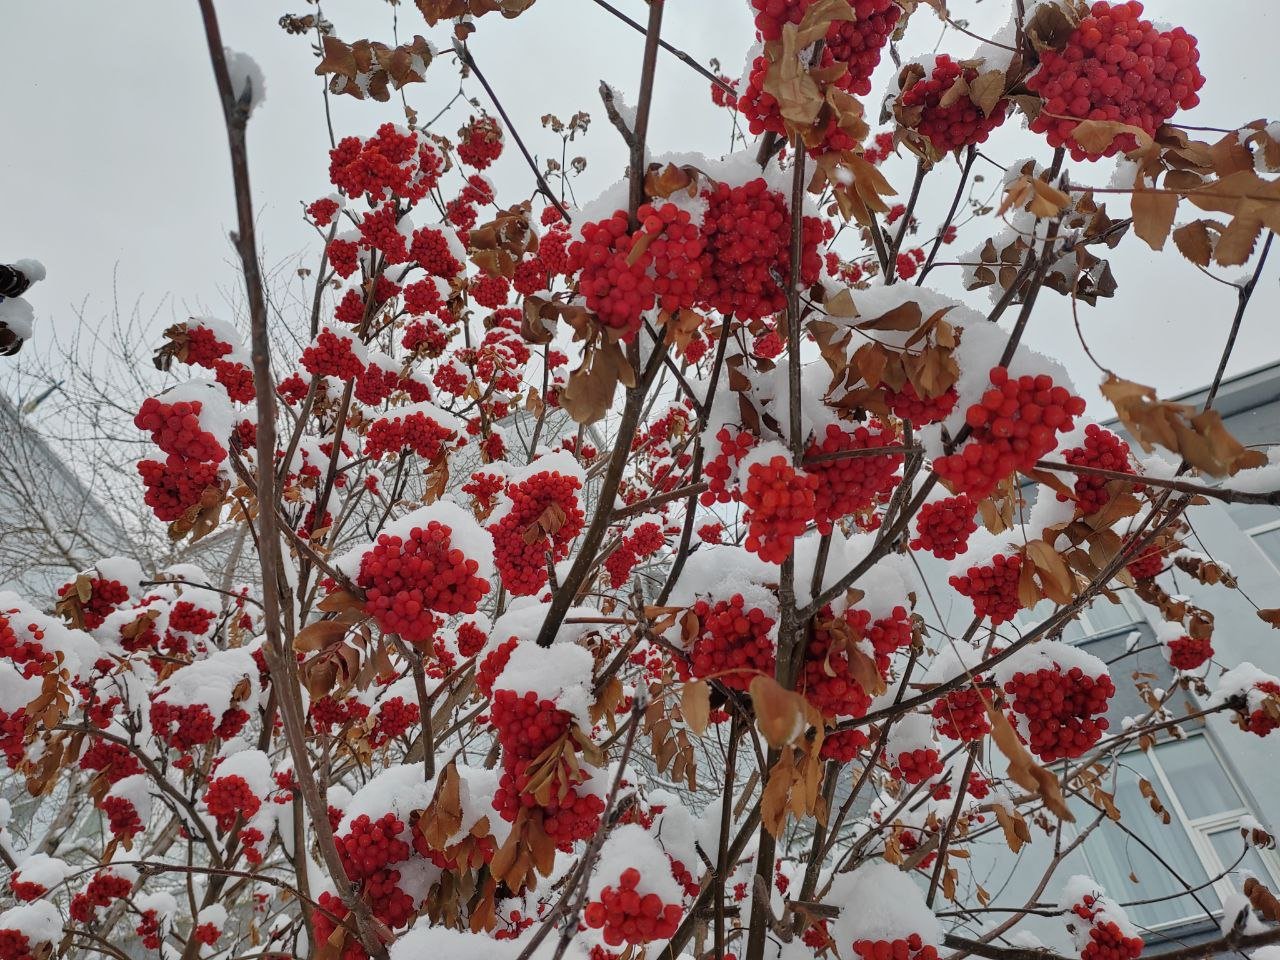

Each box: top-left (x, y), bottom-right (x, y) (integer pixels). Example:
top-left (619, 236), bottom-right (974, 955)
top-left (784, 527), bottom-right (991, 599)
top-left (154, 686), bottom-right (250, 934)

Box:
top-left (3, 0), bottom-right (1278, 408)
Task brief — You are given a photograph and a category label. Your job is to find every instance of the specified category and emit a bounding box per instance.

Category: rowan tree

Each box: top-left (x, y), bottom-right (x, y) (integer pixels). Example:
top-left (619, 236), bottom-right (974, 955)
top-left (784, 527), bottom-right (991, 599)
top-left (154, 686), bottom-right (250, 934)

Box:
top-left (4, 3), bottom-right (1280, 960)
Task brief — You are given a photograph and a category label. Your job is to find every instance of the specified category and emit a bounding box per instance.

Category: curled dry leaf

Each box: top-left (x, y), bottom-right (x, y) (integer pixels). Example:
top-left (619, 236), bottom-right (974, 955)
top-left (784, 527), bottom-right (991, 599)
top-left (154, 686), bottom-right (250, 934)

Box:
top-left (1101, 375), bottom-right (1268, 477)
top-left (680, 680), bottom-right (711, 735)
top-left (315, 35), bottom-right (433, 102)
top-left (1244, 877), bottom-right (1280, 922)
top-left (982, 693), bottom-right (1075, 822)
top-left (749, 675), bottom-right (808, 749)
top-left (1258, 608), bottom-right (1280, 630)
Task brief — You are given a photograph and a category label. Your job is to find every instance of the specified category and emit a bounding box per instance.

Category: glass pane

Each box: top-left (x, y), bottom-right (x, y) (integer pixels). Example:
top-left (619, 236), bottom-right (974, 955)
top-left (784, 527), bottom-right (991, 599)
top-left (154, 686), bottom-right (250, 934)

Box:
top-left (1082, 596), bottom-right (1139, 635)
top-left (1155, 739), bottom-right (1243, 821)
top-left (1208, 829), bottom-right (1275, 891)
top-left (1253, 528), bottom-right (1280, 572)
top-left (1076, 754), bottom-right (1220, 930)
top-left (1224, 500), bottom-right (1279, 531)
top-left (1021, 599), bottom-right (1086, 643)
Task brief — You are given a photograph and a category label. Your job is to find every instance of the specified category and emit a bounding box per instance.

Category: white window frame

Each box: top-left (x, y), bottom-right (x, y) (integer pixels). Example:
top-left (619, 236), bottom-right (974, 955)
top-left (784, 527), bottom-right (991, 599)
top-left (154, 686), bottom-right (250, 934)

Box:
top-left (1076, 735), bottom-right (1280, 933)
top-left (1241, 515), bottom-right (1280, 577)
top-left (1016, 591), bottom-right (1142, 643)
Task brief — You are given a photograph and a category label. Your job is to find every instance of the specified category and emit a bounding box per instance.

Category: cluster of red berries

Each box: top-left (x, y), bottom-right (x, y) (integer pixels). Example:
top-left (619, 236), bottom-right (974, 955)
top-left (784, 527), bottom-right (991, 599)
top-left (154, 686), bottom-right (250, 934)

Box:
top-left (57, 576), bottom-right (130, 630)
top-left (681, 595), bottom-right (777, 691)
top-left (801, 608), bottom-right (877, 719)
top-left (808, 422), bottom-right (903, 533)
top-left (1004, 664), bottom-right (1115, 761)
top-left (567, 211), bottom-right (652, 335)
top-left (699, 180), bottom-right (830, 320)
top-left (357, 204), bottom-right (410, 264)
top-left (277, 373), bottom-right (309, 406)
top-left (584, 867), bottom-right (683, 947)
top-left (307, 196), bottom-right (341, 227)
top-left (703, 426), bottom-right (757, 506)
top-left (490, 687), bottom-right (604, 846)
top-left (644, 203), bottom-right (706, 313)
top-left (820, 727), bottom-right (871, 762)
top-left (1072, 896), bottom-right (1144, 960)
top-left (69, 870), bottom-right (133, 923)
top-left (930, 685), bottom-right (991, 741)
top-left (335, 813), bottom-right (416, 928)
top-left (949, 553), bottom-right (1025, 625)
top-left (865, 607), bottom-right (914, 673)
top-left (568, 203), bottom-right (703, 337)
top-left (1060, 425), bottom-right (1138, 515)
top-left (0, 614), bottom-right (52, 678)
top-left (898, 56), bottom-right (1008, 153)
top-left (0, 928), bottom-right (45, 960)
top-left (402, 280), bottom-right (446, 321)
top-left (457, 116), bottom-right (504, 170)
top-left (310, 694), bottom-right (370, 734)
top-left (910, 495), bottom-right (978, 561)
top-left (301, 329), bottom-right (366, 381)
top-left (1164, 633), bottom-right (1212, 671)
top-left (134, 909), bottom-right (164, 949)
top-left (356, 520), bottom-right (490, 642)
top-left (1027, 2), bottom-right (1204, 161)
top-left (488, 470), bottom-right (585, 596)
top-left (369, 696), bottom-right (420, 748)
top-left (150, 701), bottom-right (249, 752)
top-left (1241, 681), bottom-right (1280, 737)
top-left (1125, 538), bottom-right (1166, 580)
top-left (214, 360), bottom-right (255, 403)
top-left (203, 773), bottom-right (262, 832)
top-left (889, 746), bottom-right (943, 784)
top-left (352, 361), bottom-right (398, 406)
top-left (824, 0), bottom-right (903, 95)
top-left (0, 708), bottom-right (26, 769)
top-left (169, 600), bottom-right (216, 637)
top-left (135, 396), bottom-right (226, 464)
top-left (101, 794), bottom-right (144, 841)
top-left (364, 411), bottom-right (457, 461)
top-left (9, 873), bottom-right (47, 903)
top-left (410, 226), bottom-right (464, 278)
top-left (175, 324), bottom-right (255, 404)
top-left (853, 935), bottom-right (939, 960)
top-left (79, 739), bottom-right (143, 784)
top-left (742, 455), bottom-right (818, 563)
top-left (329, 123), bottom-right (442, 205)
top-left (935, 367), bottom-right (1087, 498)
top-left (312, 892), bottom-right (377, 960)
top-left (605, 522), bottom-right (666, 590)
top-left (741, 1), bottom-right (898, 151)
top-left (885, 383), bottom-right (958, 427)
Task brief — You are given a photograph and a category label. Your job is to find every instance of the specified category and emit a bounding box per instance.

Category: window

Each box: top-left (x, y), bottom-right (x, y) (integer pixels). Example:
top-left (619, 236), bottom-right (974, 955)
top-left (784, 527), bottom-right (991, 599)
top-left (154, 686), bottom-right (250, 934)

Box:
top-left (1017, 593), bottom-right (1142, 644)
top-left (1071, 736), bottom-right (1280, 934)
top-left (1223, 501), bottom-right (1280, 575)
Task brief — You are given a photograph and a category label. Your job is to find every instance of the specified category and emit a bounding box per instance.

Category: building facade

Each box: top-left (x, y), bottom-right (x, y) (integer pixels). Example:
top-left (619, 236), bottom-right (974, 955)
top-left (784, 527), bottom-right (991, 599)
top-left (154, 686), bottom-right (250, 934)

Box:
top-left (924, 360), bottom-right (1280, 951)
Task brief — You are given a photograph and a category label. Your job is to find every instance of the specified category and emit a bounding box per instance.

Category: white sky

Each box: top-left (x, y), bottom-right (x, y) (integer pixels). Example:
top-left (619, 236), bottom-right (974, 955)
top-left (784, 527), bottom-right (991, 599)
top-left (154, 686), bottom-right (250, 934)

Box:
top-left (3, 0), bottom-right (1278, 407)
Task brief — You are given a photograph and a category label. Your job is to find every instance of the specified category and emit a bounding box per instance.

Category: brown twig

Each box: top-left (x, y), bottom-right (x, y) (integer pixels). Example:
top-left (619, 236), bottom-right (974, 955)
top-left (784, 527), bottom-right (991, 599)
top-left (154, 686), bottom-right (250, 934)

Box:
top-left (453, 40), bottom-right (573, 225)
top-left (194, 7), bottom-right (385, 955)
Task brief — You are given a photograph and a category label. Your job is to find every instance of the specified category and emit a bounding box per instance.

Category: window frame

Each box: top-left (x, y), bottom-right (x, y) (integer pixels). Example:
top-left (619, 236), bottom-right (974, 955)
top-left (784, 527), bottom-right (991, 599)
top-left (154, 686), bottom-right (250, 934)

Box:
top-left (1016, 591), bottom-right (1143, 643)
top-left (1074, 734), bottom-right (1280, 934)
top-left (1241, 514), bottom-right (1280, 577)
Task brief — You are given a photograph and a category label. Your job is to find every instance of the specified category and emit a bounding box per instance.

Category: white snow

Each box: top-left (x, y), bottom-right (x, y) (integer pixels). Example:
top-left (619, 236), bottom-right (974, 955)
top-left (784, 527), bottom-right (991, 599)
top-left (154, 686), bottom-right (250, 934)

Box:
top-left (12, 852), bottom-right (71, 892)
top-left (0, 297), bottom-right (34, 341)
top-left (829, 860), bottom-right (942, 947)
top-left (224, 48), bottom-right (266, 115)
top-left (589, 823), bottom-right (683, 904)
top-left (0, 900), bottom-right (62, 945)
top-left (493, 639), bottom-right (595, 731)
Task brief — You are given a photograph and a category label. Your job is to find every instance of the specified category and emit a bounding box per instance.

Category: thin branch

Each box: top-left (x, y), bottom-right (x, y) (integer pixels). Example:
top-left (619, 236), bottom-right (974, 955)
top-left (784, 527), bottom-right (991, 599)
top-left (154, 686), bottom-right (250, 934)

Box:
top-left (453, 40), bottom-right (573, 225)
